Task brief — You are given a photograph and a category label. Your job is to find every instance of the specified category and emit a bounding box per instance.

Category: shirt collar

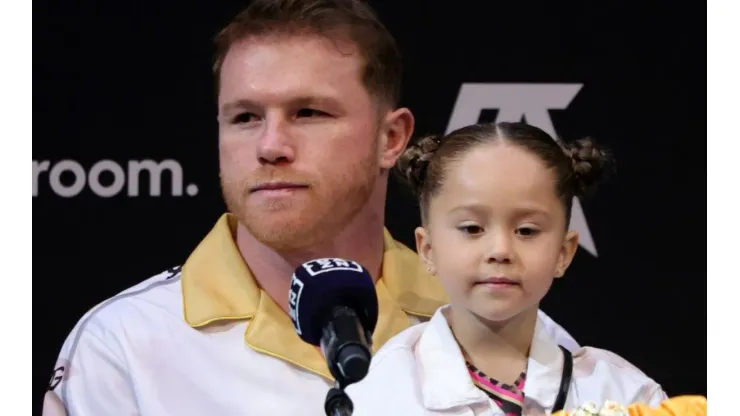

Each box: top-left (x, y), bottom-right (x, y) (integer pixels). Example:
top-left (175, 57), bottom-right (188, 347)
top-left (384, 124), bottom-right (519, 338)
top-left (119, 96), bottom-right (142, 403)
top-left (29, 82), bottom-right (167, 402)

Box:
top-left (418, 306), bottom-right (566, 412)
top-left (181, 213), bottom-right (449, 381)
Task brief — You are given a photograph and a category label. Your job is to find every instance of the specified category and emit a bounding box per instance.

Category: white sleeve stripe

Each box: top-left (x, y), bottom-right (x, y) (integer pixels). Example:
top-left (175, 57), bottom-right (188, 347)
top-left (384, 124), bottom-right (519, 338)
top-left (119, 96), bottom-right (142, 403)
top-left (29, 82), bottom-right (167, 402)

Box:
top-left (61, 273), bottom-right (182, 406)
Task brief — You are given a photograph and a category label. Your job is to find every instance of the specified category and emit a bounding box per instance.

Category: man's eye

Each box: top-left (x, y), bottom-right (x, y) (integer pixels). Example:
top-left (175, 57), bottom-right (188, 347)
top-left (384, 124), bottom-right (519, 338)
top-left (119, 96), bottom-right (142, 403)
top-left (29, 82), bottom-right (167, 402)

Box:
top-left (232, 113), bottom-right (258, 124)
top-left (296, 108), bottom-right (327, 118)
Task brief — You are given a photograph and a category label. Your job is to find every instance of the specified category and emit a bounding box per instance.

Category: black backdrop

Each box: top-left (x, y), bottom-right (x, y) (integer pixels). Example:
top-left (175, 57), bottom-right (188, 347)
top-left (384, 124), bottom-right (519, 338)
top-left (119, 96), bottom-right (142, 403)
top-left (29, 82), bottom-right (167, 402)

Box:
top-left (33, 1), bottom-right (706, 413)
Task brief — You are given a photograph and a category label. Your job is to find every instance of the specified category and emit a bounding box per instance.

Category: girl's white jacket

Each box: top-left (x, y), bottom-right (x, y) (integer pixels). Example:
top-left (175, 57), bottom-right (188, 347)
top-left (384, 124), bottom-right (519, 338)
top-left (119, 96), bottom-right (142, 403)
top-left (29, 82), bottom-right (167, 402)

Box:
top-left (346, 306), bottom-right (667, 416)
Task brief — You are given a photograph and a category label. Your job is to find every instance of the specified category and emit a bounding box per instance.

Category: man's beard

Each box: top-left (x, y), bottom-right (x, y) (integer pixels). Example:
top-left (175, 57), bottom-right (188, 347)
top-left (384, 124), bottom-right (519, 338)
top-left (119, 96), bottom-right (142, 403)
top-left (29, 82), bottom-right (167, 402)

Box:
top-left (221, 152), bottom-right (379, 253)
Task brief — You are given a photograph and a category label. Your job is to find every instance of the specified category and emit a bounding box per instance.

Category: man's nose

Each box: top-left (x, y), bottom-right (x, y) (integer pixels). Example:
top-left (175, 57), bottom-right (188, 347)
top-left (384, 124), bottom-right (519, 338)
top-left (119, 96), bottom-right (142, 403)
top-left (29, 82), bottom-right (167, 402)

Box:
top-left (256, 116), bottom-right (295, 166)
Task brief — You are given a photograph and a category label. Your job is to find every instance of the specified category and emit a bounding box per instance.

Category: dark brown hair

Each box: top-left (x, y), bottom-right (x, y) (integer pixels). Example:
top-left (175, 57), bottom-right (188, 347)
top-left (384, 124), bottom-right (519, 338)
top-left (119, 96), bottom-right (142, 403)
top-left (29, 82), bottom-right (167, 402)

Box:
top-left (212, 0), bottom-right (403, 107)
top-left (396, 122), bottom-right (614, 225)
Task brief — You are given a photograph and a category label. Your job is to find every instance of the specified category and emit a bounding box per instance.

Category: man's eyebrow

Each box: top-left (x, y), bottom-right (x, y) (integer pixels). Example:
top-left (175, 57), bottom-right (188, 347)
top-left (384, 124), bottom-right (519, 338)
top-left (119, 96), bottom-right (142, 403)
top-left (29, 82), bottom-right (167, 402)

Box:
top-left (291, 96), bottom-right (343, 109)
top-left (220, 99), bottom-right (259, 116)
top-left (220, 95), bottom-right (344, 115)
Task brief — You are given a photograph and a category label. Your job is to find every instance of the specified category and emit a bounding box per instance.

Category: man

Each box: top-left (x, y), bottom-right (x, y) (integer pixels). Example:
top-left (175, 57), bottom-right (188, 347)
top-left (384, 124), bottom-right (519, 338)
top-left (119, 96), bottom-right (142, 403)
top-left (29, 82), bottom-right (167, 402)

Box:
top-left (44, 0), bottom-right (579, 414)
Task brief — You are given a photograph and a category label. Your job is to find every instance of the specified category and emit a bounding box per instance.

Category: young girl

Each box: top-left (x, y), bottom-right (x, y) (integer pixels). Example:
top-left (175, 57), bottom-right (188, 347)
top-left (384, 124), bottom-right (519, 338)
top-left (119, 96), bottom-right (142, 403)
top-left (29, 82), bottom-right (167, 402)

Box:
top-left (347, 122), bottom-right (667, 415)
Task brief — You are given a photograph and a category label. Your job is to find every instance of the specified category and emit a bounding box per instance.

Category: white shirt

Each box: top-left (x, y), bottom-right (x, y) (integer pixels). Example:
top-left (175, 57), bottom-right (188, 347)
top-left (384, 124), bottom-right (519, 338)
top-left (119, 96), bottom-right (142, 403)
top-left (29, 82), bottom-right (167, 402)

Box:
top-left (347, 306), bottom-right (667, 416)
top-left (44, 214), bottom-right (582, 416)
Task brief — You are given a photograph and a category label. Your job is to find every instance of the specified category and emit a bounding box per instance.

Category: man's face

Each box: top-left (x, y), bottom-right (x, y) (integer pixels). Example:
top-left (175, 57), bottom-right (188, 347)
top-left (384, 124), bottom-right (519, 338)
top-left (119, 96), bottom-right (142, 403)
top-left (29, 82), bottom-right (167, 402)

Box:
top-left (217, 34), bottom-right (383, 251)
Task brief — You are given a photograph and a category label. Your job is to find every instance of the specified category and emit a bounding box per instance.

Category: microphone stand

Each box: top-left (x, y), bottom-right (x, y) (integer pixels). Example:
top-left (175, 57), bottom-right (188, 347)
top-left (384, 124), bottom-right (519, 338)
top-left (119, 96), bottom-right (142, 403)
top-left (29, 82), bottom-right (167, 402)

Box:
top-left (321, 309), bottom-right (374, 416)
top-left (324, 381), bottom-right (354, 416)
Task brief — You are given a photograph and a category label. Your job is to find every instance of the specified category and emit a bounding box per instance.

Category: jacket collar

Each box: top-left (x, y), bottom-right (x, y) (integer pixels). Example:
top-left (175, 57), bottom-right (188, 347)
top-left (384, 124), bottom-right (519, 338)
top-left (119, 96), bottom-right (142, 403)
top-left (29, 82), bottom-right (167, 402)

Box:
top-left (181, 213), bottom-right (449, 381)
top-left (418, 306), bottom-right (566, 412)
top-left (522, 316), bottom-right (569, 411)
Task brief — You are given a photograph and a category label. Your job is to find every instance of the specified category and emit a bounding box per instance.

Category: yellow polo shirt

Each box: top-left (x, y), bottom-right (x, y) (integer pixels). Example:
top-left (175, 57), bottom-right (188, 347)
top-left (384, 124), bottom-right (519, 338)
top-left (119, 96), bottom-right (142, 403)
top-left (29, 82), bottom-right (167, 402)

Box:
top-left (182, 213), bottom-right (449, 380)
top-left (47, 214), bottom-right (449, 415)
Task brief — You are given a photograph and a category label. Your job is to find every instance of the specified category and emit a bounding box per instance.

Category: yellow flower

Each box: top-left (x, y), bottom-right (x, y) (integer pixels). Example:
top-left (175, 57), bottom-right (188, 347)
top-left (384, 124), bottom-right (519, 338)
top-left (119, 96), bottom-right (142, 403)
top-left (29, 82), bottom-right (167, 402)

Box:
top-left (550, 395), bottom-right (706, 416)
top-left (598, 400), bottom-right (629, 416)
top-left (572, 401), bottom-right (599, 416)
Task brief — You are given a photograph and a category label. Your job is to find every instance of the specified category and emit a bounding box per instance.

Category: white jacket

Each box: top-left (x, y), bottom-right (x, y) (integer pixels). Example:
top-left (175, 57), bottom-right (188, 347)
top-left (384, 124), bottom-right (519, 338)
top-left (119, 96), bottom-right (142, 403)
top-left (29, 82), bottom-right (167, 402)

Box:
top-left (347, 306), bottom-right (667, 416)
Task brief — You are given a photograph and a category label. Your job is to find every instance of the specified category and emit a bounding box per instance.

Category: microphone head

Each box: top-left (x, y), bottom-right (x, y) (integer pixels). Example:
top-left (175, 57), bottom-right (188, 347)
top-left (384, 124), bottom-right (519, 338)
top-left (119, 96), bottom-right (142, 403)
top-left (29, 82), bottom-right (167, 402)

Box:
top-left (289, 258), bottom-right (379, 346)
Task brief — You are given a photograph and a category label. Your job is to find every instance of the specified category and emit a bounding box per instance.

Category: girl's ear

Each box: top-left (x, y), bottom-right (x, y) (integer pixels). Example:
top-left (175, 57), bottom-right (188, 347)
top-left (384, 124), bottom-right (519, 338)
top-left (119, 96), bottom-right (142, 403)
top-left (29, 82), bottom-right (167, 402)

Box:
top-left (415, 226), bottom-right (436, 275)
top-left (555, 230), bottom-right (579, 277)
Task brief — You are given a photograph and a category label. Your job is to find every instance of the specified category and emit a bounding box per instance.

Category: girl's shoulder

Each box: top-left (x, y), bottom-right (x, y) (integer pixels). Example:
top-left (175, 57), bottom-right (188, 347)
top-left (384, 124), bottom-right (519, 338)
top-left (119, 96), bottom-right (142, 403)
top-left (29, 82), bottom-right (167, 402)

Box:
top-left (573, 346), bottom-right (654, 380)
top-left (571, 346), bottom-right (667, 405)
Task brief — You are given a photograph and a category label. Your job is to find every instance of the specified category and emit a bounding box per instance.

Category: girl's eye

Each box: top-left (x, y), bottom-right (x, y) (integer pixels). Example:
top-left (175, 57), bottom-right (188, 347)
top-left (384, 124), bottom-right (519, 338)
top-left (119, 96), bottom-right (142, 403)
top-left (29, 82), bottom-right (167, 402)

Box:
top-left (458, 224), bottom-right (484, 235)
top-left (516, 227), bottom-right (540, 237)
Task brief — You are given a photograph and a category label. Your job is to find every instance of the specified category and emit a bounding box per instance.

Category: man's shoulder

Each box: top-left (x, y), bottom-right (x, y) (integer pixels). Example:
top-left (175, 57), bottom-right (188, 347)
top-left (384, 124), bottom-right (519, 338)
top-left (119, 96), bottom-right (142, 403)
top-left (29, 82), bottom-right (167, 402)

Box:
top-left (112, 265), bottom-right (183, 299)
top-left (72, 266), bottom-right (185, 337)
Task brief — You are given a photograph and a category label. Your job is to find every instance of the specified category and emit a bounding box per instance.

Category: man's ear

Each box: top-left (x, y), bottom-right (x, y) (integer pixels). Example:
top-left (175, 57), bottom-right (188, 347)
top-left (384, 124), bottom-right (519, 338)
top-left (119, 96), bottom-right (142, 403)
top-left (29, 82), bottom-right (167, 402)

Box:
top-left (555, 230), bottom-right (579, 278)
top-left (378, 107), bottom-right (414, 169)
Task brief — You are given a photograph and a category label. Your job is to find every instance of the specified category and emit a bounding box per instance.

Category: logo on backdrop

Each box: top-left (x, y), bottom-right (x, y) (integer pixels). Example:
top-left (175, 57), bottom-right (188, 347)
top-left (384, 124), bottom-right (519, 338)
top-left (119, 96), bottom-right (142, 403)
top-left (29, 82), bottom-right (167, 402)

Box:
top-left (32, 159), bottom-right (198, 198)
top-left (445, 83), bottom-right (598, 257)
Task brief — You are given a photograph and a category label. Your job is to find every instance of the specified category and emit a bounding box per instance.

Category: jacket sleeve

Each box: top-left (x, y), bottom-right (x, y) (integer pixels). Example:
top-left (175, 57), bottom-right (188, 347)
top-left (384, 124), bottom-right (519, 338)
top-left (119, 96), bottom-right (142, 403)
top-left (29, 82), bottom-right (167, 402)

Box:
top-left (640, 382), bottom-right (670, 407)
top-left (43, 315), bottom-right (139, 416)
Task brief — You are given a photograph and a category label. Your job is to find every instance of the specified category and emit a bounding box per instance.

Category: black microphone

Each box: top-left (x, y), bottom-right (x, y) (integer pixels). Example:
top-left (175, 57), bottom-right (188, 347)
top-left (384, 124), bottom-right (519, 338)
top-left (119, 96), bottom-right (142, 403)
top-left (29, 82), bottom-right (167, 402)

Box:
top-left (288, 258), bottom-right (379, 389)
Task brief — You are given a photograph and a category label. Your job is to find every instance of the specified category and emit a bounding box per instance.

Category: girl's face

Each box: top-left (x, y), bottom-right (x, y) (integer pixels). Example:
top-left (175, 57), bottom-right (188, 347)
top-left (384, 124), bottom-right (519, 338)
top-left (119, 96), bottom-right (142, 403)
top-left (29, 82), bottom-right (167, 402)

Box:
top-left (416, 142), bottom-right (579, 324)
